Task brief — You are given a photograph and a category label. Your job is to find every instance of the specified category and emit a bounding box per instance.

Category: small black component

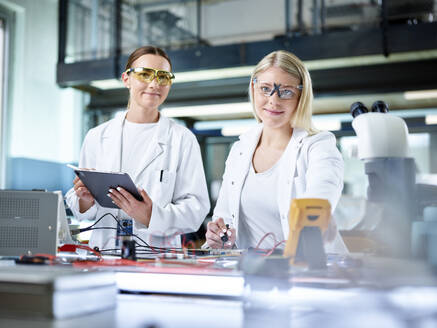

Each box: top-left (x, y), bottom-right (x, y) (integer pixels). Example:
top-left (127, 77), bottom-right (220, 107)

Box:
top-left (15, 255), bottom-right (49, 265)
top-left (121, 240), bottom-right (136, 260)
top-left (117, 219), bottom-right (133, 237)
top-left (221, 224), bottom-right (230, 243)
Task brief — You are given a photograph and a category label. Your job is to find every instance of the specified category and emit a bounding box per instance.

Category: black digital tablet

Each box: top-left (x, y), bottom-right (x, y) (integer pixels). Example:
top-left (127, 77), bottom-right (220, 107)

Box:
top-left (68, 165), bottom-right (143, 209)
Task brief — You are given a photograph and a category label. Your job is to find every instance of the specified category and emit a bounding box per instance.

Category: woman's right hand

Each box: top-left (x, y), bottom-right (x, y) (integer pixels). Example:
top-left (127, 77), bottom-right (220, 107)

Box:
top-left (206, 218), bottom-right (236, 249)
top-left (73, 176), bottom-right (95, 212)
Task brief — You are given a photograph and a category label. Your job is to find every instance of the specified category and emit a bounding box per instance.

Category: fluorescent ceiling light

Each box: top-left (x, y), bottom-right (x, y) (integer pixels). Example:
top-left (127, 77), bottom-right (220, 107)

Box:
top-left (177, 49), bottom-right (437, 82)
top-left (161, 102), bottom-right (252, 118)
top-left (313, 119), bottom-right (342, 131)
top-left (89, 49), bottom-right (437, 90)
top-left (425, 114), bottom-right (437, 125)
top-left (90, 79), bottom-right (124, 90)
top-left (306, 49), bottom-right (437, 70)
top-left (194, 119), bottom-right (256, 130)
top-left (175, 66), bottom-right (253, 83)
top-left (221, 125), bottom-right (253, 136)
top-left (404, 89), bottom-right (437, 100)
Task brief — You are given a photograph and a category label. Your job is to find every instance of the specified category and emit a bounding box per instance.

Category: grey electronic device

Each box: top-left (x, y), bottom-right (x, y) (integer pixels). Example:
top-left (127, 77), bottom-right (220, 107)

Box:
top-left (71, 168), bottom-right (142, 209)
top-left (0, 190), bottom-right (72, 257)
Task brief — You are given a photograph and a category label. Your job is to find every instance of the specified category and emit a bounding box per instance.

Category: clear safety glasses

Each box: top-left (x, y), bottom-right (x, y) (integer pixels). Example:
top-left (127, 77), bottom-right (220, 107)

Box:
top-left (253, 78), bottom-right (303, 100)
top-left (125, 67), bottom-right (175, 86)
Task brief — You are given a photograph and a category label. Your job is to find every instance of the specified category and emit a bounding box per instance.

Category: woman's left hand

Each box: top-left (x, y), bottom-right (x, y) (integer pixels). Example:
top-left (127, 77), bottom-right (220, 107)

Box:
top-left (108, 187), bottom-right (153, 227)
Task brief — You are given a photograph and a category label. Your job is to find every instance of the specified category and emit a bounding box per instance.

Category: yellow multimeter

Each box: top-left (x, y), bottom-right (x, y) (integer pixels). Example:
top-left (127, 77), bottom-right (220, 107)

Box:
top-left (283, 198), bottom-right (331, 269)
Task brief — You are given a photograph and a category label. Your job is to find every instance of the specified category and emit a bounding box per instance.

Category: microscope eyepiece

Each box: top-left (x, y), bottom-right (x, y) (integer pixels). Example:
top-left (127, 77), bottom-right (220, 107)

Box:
top-left (350, 102), bottom-right (369, 118)
top-left (371, 100), bottom-right (389, 113)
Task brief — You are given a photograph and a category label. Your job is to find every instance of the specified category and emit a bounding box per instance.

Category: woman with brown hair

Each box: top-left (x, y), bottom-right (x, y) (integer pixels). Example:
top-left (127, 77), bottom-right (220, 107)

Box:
top-left (66, 46), bottom-right (210, 251)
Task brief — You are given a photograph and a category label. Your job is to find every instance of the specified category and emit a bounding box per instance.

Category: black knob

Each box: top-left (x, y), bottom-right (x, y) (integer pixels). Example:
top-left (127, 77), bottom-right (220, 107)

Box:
top-left (371, 100), bottom-right (389, 113)
top-left (350, 102), bottom-right (369, 118)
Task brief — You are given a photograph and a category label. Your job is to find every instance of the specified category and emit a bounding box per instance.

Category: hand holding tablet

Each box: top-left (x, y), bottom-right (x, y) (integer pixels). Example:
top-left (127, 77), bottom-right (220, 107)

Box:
top-left (67, 164), bottom-right (142, 209)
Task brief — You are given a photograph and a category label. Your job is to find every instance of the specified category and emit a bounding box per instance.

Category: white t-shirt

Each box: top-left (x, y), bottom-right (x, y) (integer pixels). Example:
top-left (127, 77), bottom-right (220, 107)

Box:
top-left (238, 159), bottom-right (284, 250)
top-left (121, 120), bottom-right (158, 175)
top-left (118, 120), bottom-right (158, 221)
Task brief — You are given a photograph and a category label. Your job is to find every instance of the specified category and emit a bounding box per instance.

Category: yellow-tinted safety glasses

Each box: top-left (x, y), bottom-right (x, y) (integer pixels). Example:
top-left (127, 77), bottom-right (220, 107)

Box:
top-left (125, 67), bottom-right (175, 86)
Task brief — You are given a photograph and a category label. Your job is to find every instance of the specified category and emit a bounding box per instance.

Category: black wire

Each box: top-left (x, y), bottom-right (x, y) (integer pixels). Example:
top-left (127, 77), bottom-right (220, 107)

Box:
top-left (86, 226), bottom-right (157, 250)
top-left (134, 242), bottom-right (182, 252)
top-left (86, 225), bottom-right (184, 253)
top-left (99, 248), bottom-right (119, 253)
top-left (99, 248), bottom-right (164, 255)
top-left (88, 227), bottom-right (117, 231)
top-left (79, 212), bottom-right (116, 231)
top-left (80, 212), bottom-right (194, 254)
top-left (80, 212), bottom-right (153, 248)
top-left (99, 248), bottom-right (171, 256)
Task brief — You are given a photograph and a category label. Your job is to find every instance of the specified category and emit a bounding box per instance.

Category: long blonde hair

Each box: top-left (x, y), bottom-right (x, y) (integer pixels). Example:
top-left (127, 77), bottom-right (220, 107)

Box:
top-left (248, 50), bottom-right (318, 135)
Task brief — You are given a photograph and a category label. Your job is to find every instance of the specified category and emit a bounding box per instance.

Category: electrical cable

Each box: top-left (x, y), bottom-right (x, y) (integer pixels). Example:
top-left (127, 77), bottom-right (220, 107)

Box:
top-left (87, 226), bottom-right (182, 253)
top-left (75, 212), bottom-right (155, 249)
top-left (264, 240), bottom-right (286, 257)
top-left (75, 213), bottom-right (201, 256)
top-left (255, 232), bottom-right (278, 251)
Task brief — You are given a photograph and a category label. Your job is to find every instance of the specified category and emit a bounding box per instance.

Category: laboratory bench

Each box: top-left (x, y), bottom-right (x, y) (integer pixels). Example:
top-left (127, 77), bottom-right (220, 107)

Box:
top-left (1, 251), bottom-right (437, 328)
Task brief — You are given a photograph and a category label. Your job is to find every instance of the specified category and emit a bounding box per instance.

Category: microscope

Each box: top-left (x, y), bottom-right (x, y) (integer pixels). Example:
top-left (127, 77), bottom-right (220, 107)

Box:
top-left (350, 101), bottom-right (416, 257)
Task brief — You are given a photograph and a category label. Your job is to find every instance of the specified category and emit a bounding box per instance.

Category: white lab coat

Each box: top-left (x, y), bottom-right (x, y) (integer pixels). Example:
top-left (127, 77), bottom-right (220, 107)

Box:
top-left (65, 111), bottom-right (210, 249)
top-left (213, 124), bottom-right (348, 253)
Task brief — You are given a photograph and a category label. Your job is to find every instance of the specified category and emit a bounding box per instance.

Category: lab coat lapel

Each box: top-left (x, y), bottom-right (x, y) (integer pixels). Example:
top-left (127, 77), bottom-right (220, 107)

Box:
top-left (277, 128), bottom-right (307, 240)
top-left (131, 114), bottom-right (169, 182)
top-left (235, 124), bottom-right (263, 183)
top-left (230, 125), bottom-right (263, 228)
top-left (100, 111), bottom-right (125, 172)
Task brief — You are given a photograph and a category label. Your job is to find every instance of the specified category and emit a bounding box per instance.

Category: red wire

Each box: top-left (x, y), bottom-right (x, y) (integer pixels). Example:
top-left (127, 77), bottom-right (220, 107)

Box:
top-left (264, 240), bottom-right (286, 257)
top-left (255, 232), bottom-right (278, 251)
top-left (58, 243), bottom-right (102, 259)
top-left (75, 244), bottom-right (102, 259)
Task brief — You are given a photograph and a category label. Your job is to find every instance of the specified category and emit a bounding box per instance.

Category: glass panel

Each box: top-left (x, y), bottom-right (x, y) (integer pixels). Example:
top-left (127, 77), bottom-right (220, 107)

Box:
top-left (66, 0), bottom-right (115, 62)
top-left (121, 0), bottom-right (199, 55)
top-left (64, 0), bottom-right (437, 63)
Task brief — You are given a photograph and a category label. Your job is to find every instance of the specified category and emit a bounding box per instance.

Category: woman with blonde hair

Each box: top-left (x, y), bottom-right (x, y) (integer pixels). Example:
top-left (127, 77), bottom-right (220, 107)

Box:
top-left (205, 50), bottom-right (346, 253)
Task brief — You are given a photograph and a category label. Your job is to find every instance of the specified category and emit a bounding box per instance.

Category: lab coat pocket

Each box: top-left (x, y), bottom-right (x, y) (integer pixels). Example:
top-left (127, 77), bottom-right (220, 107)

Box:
top-left (154, 169), bottom-right (176, 206)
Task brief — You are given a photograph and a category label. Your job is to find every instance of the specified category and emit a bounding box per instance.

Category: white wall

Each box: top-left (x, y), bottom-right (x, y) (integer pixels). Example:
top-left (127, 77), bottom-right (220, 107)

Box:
top-left (0, 0), bottom-right (83, 165)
